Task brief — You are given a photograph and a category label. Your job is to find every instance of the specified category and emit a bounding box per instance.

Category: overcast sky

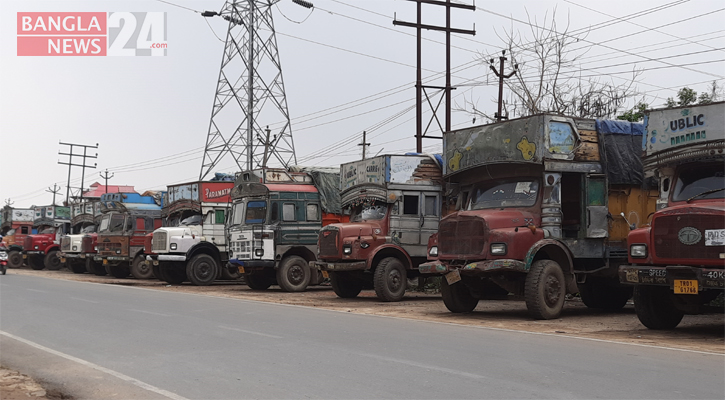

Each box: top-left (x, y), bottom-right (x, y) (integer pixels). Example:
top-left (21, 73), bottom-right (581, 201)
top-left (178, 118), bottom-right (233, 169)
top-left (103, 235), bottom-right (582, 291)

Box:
top-left (1, 0), bottom-right (723, 209)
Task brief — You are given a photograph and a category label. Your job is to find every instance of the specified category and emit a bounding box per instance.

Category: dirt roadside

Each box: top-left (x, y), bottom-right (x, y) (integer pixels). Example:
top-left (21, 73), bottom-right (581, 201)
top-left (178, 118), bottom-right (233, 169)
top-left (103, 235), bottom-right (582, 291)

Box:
top-left (5, 267), bottom-right (724, 354)
top-left (0, 367), bottom-right (51, 400)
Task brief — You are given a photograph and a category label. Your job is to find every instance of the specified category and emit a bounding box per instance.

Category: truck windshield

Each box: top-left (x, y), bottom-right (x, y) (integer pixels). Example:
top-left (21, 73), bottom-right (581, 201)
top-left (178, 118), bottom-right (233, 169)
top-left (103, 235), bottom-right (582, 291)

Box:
top-left (351, 204), bottom-right (388, 222)
top-left (6, 229), bottom-right (15, 236)
top-left (470, 179), bottom-right (540, 209)
top-left (40, 228), bottom-right (55, 234)
top-left (180, 215), bottom-right (202, 226)
top-left (98, 215), bottom-right (110, 232)
top-left (672, 164), bottom-right (725, 202)
top-left (81, 225), bottom-right (96, 233)
top-left (231, 203), bottom-right (244, 226)
top-left (109, 214), bottom-right (125, 232)
top-left (246, 201), bottom-right (266, 224)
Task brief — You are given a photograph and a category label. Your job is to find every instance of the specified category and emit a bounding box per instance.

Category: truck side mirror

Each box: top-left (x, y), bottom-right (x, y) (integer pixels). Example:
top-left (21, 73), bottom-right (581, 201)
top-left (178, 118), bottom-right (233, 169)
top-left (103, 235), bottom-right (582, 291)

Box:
top-left (620, 212), bottom-right (636, 231)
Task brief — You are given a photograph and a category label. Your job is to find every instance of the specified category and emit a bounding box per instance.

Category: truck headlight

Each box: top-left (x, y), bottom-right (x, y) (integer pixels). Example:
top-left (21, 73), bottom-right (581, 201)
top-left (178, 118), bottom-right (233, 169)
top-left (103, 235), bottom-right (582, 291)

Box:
top-left (630, 244), bottom-right (647, 258)
top-left (34, 245), bottom-right (39, 250)
top-left (255, 248), bottom-right (264, 257)
top-left (429, 246), bottom-right (438, 257)
top-left (490, 243), bottom-right (507, 255)
top-left (170, 243), bottom-right (177, 250)
top-left (94, 246), bottom-right (98, 251)
top-left (116, 249), bottom-right (121, 254)
top-left (72, 246), bottom-right (78, 251)
top-left (343, 245), bottom-right (352, 255)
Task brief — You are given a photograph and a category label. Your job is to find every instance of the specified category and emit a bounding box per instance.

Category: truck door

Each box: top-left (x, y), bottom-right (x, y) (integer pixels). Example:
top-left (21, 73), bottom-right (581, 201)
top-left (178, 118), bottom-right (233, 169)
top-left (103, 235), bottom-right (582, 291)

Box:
top-left (585, 174), bottom-right (609, 238)
top-left (389, 191), bottom-right (439, 257)
top-left (420, 191), bottom-right (440, 249)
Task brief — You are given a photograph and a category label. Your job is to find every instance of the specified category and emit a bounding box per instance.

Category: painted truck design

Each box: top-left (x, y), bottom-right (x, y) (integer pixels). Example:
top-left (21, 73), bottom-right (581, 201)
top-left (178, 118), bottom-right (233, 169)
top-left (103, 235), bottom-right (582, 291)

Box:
top-left (228, 167), bottom-right (346, 292)
top-left (22, 206), bottom-right (71, 270)
top-left (147, 181), bottom-right (236, 286)
top-left (312, 155), bottom-right (443, 302)
top-left (619, 102), bottom-right (725, 329)
top-left (95, 192), bottom-right (164, 278)
top-left (59, 201), bottom-right (101, 274)
top-left (0, 206), bottom-right (34, 268)
top-left (419, 114), bottom-right (656, 319)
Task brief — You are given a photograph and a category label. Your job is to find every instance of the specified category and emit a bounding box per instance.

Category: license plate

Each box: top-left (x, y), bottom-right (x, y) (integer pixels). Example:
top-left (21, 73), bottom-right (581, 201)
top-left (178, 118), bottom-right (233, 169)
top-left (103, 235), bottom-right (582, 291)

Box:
top-left (60, 258), bottom-right (66, 263)
top-left (674, 279), bottom-right (698, 294)
top-left (22, 254), bottom-right (27, 259)
top-left (152, 260), bottom-right (159, 266)
top-left (238, 266), bottom-right (245, 274)
top-left (445, 269), bottom-right (461, 285)
top-left (625, 269), bottom-right (638, 283)
top-left (321, 270), bottom-right (329, 279)
top-left (705, 229), bottom-right (725, 246)
top-left (102, 259), bottom-right (108, 265)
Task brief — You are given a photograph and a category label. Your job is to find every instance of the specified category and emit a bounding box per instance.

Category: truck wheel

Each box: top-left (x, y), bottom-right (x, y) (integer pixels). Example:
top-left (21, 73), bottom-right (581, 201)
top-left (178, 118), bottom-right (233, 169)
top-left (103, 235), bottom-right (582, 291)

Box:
top-left (7, 250), bottom-right (23, 269)
top-left (44, 251), bottom-right (62, 270)
top-left (276, 256), bottom-right (311, 292)
top-left (525, 259), bottom-right (566, 320)
top-left (373, 257), bottom-right (407, 302)
top-left (330, 271), bottom-right (362, 298)
top-left (69, 259), bottom-right (87, 274)
top-left (579, 279), bottom-right (632, 310)
top-left (29, 255), bottom-right (45, 270)
top-left (108, 264), bottom-right (130, 279)
top-left (159, 263), bottom-right (187, 284)
top-left (186, 254), bottom-right (219, 286)
top-left (441, 277), bottom-right (479, 313)
top-left (245, 270), bottom-right (273, 290)
top-left (633, 286), bottom-right (684, 329)
top-left (86, 259), bottom-right (106, 276)
top-left (131, 255), bottom-right (155, 280)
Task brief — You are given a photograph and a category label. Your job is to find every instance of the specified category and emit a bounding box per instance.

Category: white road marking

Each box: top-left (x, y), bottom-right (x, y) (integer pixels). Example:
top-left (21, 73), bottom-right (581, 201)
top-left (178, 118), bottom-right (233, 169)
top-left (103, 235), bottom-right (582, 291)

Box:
top-left (128, 309), bottom-right (173, 317)
top-left (355, 351), bottom-right (490, 380)
top-left (69, 297), bottom-right (99, 304)
top-left (0, 330), bottom-right (189, 400)
top-left (25, 288), bottom-right (47, 293)
top-left (218, 325), bottom-right (283, 339)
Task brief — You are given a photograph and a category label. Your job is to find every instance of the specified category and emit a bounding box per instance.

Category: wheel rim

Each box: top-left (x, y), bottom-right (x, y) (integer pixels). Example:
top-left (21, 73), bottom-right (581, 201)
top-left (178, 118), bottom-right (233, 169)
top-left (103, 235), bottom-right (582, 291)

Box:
top-left (137, 260), bottom-right (150, 274)
top-left (388, 268), bottom-right (403, 292)
top-left (544, 274), bottom-right (562, 307)
top-left (287, 264), bottom-right (304, 285)
top-left (197, 261), bottom-right (212, 279)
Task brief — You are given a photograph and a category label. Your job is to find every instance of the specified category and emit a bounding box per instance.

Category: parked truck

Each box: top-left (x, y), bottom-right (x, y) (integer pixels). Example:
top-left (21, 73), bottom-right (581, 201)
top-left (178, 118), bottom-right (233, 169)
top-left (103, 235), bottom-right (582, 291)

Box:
top-left (147, 180), bottom-right (237, 285)
top-left (418, 114), bottom-right (657, 319)
top-left (227, 167), bottom-right (347, 292)
top-left (95, 192), bottom-right (164, 278)
top-left (619, 102), bottom-right (725, 329)
top-left (59, 201), bottom-right (101, 274)
top-left (0, 206), bottom-right (35, 268)
top-left (22, 205), bottom-right (71, 270)
top-left (311, 154), bottom-right (444, 302)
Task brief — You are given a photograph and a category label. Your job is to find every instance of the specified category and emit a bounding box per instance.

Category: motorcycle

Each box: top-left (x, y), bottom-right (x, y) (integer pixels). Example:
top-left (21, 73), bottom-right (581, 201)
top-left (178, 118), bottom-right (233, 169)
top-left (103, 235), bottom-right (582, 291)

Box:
top-left (0, 247), bottom-right (8, 275)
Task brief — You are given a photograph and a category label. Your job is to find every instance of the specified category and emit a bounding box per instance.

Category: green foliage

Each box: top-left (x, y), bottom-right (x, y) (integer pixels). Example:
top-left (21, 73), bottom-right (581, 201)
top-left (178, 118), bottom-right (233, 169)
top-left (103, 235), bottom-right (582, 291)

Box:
top-left (617, 101), bottom-right (648, 122)
top-left (665, 82), bottom-right (722, 108)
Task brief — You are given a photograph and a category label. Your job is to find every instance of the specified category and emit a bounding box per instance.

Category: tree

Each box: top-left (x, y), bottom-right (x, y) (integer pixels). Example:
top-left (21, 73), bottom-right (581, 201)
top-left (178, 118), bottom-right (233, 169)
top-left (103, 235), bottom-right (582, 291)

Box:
top-left (665, 82), bottom-right (722, 107)
top-left (457, 8), bottom-right (640, 122)
top-left (617, 101), bottom-right (648, 122)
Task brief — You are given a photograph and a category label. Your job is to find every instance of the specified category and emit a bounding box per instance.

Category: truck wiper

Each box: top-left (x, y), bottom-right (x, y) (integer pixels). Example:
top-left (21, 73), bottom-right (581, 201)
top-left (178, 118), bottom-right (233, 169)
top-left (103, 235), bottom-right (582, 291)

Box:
top-left (687, 187), bottom-right (725, 203)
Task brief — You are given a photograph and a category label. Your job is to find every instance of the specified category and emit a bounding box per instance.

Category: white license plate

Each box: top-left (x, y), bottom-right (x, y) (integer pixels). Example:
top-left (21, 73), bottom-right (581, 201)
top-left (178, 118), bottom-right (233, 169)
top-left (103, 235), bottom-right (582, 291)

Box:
top-left (445, 269), bottom-right (461, 285)
top-left (705, 229), bottom-right (725, 246)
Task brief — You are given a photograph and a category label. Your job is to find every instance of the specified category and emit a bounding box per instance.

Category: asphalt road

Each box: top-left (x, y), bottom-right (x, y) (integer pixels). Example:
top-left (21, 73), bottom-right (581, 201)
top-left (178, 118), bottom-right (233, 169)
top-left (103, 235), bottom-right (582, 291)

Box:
top-left (1, 274), bottom-right (723, 400)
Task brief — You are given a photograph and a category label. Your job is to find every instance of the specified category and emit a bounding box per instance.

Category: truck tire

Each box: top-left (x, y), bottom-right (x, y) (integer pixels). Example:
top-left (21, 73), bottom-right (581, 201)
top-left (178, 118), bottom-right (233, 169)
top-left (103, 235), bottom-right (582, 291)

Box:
top-left (159, 263), bottom-right (187, 284)
top-left (245, 270), bottom-right (274, 290)
top-left (525, 259), bottom-right (566, 320)
top-left (579, 279), bottom-right (632, 310)
top-left (69, 259), bottom-right (87, 274)
top-left (29, 255), bottom-right (45, 270)
top-left (86, 258), bottom-right (106, 276)
top-left (44, 250), bottom-right (62, 270)
top-left (131, 255), bottom-right (155, 280)
top-left (186, 254), bottom-right (219, 286)
top-left (441, 277), bottom-right (479, 313)
top-left (108, 264), bottom-right (130, 279)
top-left (633, 286), bottom-right (684, 330)
top-left (8, 250), bottom-right (23, 269)
top-left (330, 271), bottom-right (363, 298)
top-left (276, 256), bottom-right (311, 292)
top-left (373, 257), bottom-right (407, 302)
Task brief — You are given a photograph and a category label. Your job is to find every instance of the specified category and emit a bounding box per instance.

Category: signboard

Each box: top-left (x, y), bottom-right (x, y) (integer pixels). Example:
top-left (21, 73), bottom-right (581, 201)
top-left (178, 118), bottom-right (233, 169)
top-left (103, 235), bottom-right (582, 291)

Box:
top-left (645, 102), bottom-right (725, 156)
top-left (340, 155), bottom-right (440, 189)
top-left (167, 181), bottom-right (233, 204)
top-left (55, 206), bottom-right (70, 219)
top-left (12, 209), bottom-right (34, 222)
top-left (341, 157), bottom-right (386, 189)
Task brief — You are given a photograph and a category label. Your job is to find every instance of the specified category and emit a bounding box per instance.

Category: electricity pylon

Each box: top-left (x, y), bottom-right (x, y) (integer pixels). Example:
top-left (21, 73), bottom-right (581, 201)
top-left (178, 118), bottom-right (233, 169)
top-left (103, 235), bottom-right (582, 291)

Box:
top-left (200, 0), bottom-right (298, 180)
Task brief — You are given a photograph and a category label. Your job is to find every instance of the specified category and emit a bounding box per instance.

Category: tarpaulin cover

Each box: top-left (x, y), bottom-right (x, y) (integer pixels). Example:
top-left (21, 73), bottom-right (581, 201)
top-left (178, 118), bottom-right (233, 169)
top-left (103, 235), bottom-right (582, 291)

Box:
top-left (211, 172), bottom-right (235, 181)
top-left (596, 120), bottom-right (645, 185)
top-left (404, 152), bottom-right (443, 169)
top-left (295, 167), bottom-right (342, 215)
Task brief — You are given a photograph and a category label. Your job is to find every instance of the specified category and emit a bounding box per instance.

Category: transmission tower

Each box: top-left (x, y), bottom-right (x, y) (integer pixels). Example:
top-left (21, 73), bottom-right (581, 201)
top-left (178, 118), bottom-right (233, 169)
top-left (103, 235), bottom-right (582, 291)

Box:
top-left (200, 0), bottom-right (299, 180)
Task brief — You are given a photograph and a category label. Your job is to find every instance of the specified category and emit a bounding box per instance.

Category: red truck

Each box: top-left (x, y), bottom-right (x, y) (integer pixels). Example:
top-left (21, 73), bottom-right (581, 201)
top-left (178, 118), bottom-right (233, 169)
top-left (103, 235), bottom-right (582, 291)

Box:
top-left (22, 205), bottom-right (71, 270)
top-left (619, 102), bottom-right (725, 329)
top-left (0, 206), bottom-right (35, 268)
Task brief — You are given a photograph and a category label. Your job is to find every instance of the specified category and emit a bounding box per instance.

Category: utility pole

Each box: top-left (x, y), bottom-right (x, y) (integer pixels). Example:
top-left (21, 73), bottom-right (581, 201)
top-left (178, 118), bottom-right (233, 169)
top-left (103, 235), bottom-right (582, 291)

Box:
top-left (257, 126), bottom-right (277, 168)
top-left (394, 0), bottom-right (475, 152)
top-left (4, 199), bottom-right (13, 207)
top-left (99, 169), bottom-right (114, 193)
top-left (489, 50), bottom-right (518, 122)
top-left (358, 131), bottom-right (370, 160)
top-left (46, 184), bottom-right (61, 206)
top-left (58, 142), bottom-right (98, 205)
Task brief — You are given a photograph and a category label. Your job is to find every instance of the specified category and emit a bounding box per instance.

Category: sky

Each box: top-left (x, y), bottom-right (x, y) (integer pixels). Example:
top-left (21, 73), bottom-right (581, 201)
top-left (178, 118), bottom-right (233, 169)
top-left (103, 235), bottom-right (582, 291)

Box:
top-left (1, 0), bottom-right (723, 209)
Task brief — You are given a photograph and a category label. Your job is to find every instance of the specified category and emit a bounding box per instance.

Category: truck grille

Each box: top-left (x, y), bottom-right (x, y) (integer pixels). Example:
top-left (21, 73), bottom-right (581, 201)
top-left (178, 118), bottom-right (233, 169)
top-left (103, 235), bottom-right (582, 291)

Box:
top-left (82, 236), bottom-right (94, 253)
top-left (319, 228), bottom-right (339, 257)
top-left (23, 236), bottom-right (32, 250)
top-left (230, 240), bottom-right (251, 259)
top-left (439, 215), bottom-right (487, 257)
top-left (653, 213), bottom-right (725, 260)
top-left (98, 241), bottom-right (123, 255)
top-left (152, 231), bottom-right (167, 252)
top-left (61, 237), bottom-right (71, 251)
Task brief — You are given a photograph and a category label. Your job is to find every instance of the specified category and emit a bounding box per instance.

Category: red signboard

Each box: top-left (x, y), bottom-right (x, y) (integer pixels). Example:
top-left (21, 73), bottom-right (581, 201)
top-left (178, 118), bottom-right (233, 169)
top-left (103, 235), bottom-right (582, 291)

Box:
top-left (200, 182), bottom-right (234, 203)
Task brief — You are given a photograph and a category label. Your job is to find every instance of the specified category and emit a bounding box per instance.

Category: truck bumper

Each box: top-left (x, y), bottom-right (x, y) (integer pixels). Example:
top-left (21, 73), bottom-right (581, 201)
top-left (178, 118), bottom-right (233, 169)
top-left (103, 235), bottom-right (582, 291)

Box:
top-left (24, 251), bottom-right (44, 257)
top-left (419, 259), bottom-right (528, 275)
top-left (229, 259), bottom-right (275, 268)
top-left (311, 260), bottom-right (367, 271)
top-left (158, 255), bottom-right (187, 262)
top-left (619, 265), bottom-right (725, 290)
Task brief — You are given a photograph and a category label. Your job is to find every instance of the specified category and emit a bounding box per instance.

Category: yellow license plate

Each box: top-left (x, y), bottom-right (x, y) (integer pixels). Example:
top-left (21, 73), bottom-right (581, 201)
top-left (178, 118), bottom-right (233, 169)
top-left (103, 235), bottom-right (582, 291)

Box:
top-left (22, 254), bottom-right (27, 259)
top-left (238, 266), bottom-right (245, 274)
top-left (60, 258), bottom-right (66, 263)
top-left (674, 279), bottom-right (698, 294)
top-left (321, 270), bottom-right (329, 279)
top-left (102, 259), bottom-right (108, 265)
